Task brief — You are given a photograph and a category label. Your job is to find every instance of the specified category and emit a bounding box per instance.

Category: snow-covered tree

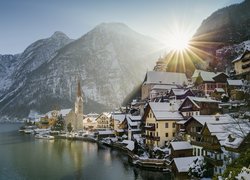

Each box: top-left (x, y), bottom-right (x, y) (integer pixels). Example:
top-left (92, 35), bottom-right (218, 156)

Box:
top-left (188, 157), bottom-right (208, 178)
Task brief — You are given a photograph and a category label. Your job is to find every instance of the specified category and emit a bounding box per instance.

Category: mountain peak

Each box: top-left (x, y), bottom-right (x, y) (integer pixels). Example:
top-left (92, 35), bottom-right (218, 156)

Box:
top-left (51, 31), bottom-right (69, 40)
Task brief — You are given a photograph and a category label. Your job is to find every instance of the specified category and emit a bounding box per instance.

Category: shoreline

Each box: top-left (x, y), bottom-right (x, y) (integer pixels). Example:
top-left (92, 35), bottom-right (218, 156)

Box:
top-left (54, 134), bottom-right (172, 172)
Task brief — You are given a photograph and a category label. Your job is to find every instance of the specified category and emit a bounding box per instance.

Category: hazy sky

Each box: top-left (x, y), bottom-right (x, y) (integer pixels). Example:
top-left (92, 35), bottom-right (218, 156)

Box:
top-left (0, 0), bottom-right (244, 54)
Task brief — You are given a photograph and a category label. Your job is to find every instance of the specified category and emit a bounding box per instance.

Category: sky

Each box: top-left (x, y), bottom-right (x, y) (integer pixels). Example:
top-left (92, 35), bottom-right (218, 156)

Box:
top-left (0, 0), bottom-right (244, 54)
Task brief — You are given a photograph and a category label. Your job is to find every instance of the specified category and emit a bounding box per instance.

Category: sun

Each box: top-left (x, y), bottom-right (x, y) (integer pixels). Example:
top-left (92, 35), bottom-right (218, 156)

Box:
top-left (167, 30), bottom-right (191, 51)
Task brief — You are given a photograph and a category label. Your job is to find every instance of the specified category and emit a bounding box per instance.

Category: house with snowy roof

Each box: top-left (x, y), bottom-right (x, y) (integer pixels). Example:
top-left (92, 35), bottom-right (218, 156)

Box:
top-left (171, 156), bottom-right (203, 179)
top-left (169, 141), bottom-right (193, 159)
top-left (232, 50), bottom-right (250, 80)
top-left (227, 79), bottom-right (244, 100)
top-left (149, 84), bottom-right (180, 101)
top-left (188, 115), bottom-right (250, 175)
top-left (178, 96), bottom-right (220, 119)
top-left (111, 113), bottom-right (126, 135)
top-left (169, 88), bottom-right (195, 100)
top-left (95, 112), bottom-right (112, 130)
top-left (82, 116), bottom-right (97, 130)
top-left (192, 69), bottom-right (228, 95)
top-left (142, 102), bottom-right (184, 147)
top-left (119, 114), bottom-right (141, 133)
top-left (141, 71), bottom-right (188, 100)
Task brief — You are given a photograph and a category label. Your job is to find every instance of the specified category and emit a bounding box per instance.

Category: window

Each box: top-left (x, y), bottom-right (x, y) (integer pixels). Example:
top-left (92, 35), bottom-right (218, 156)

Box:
top-left (172, 132), bottom-right (175, 137)
top-left (165, 133), bottom-right (168, 137)
top-left (165, 123), bottom-right (168, 128)
top-left (156, 132), bottom-right (158, 137)
top-left (172, 123), bottom-right (175, 128)
top-left (156, 123), bottom-right (158, 128)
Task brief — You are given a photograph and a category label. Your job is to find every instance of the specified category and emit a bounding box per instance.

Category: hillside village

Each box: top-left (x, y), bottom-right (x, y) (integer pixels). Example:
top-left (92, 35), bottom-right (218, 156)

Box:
top-left (23, 49), bottom-right (250, 179)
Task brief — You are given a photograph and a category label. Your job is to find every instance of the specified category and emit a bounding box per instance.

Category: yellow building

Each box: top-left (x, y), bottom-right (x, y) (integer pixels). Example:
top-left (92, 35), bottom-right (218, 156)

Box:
top-left (143, 102), bottom-right (184, 148)
top-left (232, 50), bottom-right (250, 80)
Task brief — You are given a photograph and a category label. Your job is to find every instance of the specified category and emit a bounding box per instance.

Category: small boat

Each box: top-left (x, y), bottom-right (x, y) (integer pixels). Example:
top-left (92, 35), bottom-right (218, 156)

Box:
top-left (24, 129), bottom-right (34, 134)
top-left (35, 134), bottom-right (54, 140)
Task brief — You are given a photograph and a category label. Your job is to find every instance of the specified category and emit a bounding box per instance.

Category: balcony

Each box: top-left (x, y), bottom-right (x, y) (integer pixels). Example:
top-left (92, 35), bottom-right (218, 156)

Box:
top-left (144, 125), bottom-right (155, 131)
top-left (205, 156), bottom-right (223, 166)
top-left (145, 135), bottom-right (160, 141)
top-left (191, 141), bottom-right (221, 151)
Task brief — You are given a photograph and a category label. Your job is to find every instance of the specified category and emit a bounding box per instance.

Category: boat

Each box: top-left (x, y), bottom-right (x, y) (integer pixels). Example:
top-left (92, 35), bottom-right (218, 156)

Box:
top-left (24, 129), bottom-right (34, 134)
top-left (35, 134), bottom-right (54, 140)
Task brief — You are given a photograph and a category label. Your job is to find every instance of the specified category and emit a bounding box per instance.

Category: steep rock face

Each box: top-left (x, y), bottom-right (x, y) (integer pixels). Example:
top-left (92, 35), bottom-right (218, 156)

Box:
top-left (0, 54), bottom-right (20, 96)
top-left (191, 0), bottom-right (250, 70)
top-left (0, 23), bottom-right (162, 118)
top-left (194, 0), bottom-right (250, 45)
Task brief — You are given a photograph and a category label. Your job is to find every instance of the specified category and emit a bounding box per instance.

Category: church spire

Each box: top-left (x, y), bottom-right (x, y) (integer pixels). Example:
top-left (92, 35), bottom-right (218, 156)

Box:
top-left (77, 78), bottom-right (82, 97)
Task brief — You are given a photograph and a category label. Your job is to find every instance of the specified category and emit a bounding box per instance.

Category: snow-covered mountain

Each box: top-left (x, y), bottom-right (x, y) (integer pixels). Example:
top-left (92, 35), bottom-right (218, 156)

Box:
top-left (0, 23), bottom-right (162, 118)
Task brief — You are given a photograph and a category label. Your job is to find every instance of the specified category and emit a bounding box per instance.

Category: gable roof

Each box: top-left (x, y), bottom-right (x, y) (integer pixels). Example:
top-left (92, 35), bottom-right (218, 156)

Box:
top-left (185, 114), bottom-right (235, 126)
top-left (179, 96), bottom-right (219, 110)
top-left (170, 141), bottom-right (193, 150)
top-left (112, 114), bottom-right (126, 123)
top-left (151, 84), bottom-right (179, 90)
top-left (148, 102), bottom-right (183, 120)
top-left (227, 79), bottom-right (243, 86)
top-left (173, 156), bottom-right (203, 173)
top-left (170, 88), bottom-right (194, 96)
top-left (232, 50), bottom-right (250, 63)
top-left (192, 69), bottom-right (227, 83)
top-left (201, 118), bottom-right (250, 148)
top-left (144, 71), bottom-right (188, 86)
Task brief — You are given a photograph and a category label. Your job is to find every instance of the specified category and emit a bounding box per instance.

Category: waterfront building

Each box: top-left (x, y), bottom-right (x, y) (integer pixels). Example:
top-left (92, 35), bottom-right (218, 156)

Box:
top-left (143, 101), bottom-right (184, 147)
top-left (169, 141), bottom-right (193, 159)
top-left (184, 114), bottom-right (250, 175)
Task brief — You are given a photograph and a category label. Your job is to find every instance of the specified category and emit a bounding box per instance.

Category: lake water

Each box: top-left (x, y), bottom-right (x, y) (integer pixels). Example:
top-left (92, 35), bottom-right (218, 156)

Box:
top-left (0, 124), bottom-right (172, 180)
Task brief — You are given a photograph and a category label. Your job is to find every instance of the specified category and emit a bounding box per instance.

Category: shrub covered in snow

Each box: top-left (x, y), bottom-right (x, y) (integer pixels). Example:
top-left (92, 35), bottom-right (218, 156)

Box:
top-left (188, 157), bottom-right (208, 178)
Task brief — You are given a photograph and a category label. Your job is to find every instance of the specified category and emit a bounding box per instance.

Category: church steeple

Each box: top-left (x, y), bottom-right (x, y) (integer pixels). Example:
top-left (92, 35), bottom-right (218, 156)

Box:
top-left (77, 79), bottom-right (82, 97)
top-left (75, 78), bottom-right (83, 115)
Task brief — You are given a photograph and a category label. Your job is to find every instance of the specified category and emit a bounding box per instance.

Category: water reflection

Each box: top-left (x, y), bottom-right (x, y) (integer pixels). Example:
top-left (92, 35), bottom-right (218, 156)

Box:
top-left (0, 124), bottom-right (171, 180)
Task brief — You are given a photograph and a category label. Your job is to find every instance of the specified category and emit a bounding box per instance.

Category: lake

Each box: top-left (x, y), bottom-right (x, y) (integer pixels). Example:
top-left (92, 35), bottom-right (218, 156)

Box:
top-left (0, 124), bottom-right (172, 180)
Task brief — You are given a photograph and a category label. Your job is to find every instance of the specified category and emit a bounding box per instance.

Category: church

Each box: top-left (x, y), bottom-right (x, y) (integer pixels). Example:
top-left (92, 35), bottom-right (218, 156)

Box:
top-left (65, 79), bottom-right (84, 132)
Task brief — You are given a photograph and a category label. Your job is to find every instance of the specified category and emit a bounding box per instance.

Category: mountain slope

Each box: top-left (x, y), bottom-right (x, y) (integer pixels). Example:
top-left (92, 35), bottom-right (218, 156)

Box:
top-left (194, 0), bottom-right (250, 46)
top-left (0, 23), bottom-right (162, 118)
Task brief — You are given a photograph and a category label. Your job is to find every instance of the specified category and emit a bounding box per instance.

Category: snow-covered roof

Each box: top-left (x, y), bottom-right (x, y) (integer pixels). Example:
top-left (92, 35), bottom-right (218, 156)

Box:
top-left (102, 112), bottom-right (112, 118)
top-left (192, 69), bottom-right (226, 82)
top-left (83, 117), bottom-right (96, 123)
top-left (126, 114), bottom-right (141, 121)
top-left (121, 140), bottom-right (134, 151)
top-left (173, 156), bottom-right (203, 173)
top-left (144, 71), bottom-right (188, 86)
top-left (176, 120), bottom-right (187, 124)
top-left (227, 79), bottom-right (243, 86)
top-left (151, 84), bottom-right (179, 90)
top-left (187, 96), bottom-right (219, 107)
top-left (204, 119), bottom-right (250, 148)
top-left (170, 141), bottom-right (193, 150)
top-left (98, 130), bottom-right (114, 135)
top-left (232, 50), bottom-right (250, 63)
top-left (59, 109), bottom-right (72, 117)
top-left (149, 102), bottom-right (183, 120)
top-left (188, 114), bottom-right (235, 126)
top-left (154, 111), bottom-right (183, 120)
top-left (112, 114), bottom-right (126, 123)
top-left (214, 88), bottom-right (225, 93)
